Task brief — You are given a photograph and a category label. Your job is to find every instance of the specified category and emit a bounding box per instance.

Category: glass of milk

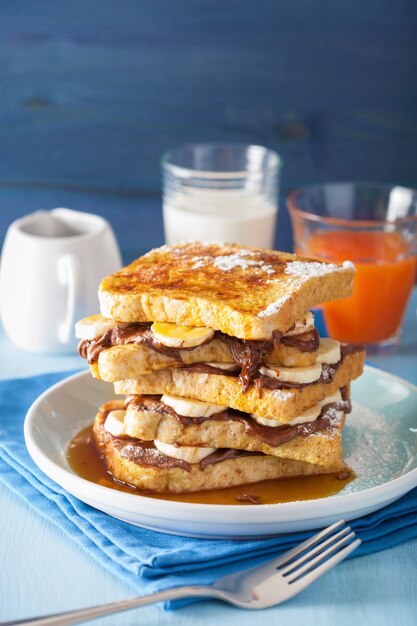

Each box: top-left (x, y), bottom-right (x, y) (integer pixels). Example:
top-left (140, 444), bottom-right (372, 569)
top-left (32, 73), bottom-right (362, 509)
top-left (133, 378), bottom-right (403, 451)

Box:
top-left (161, 143), bottom-right (281, 247)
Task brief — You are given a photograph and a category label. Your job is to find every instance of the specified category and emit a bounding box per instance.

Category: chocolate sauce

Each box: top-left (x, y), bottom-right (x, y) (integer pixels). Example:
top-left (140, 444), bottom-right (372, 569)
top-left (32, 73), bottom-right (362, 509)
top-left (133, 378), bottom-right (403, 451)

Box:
top-left (138, 329), bottom-right (182, 359)
top-left (281, 328), bottom-right (320, 351)
top-left (181, 358), bottom-right (344, 389)
top-left (199, 448), bottom-right (262, 469)
top-left (78, 323), bottom-right (185, 364)
top-left (254, 344), bottom-right (364, 396)
top-left (78, 325), bottom-right (320, 370)
top-left (78, 328), bottom-right (114, 363)
top-left (272, 329), bottom-right (283, 349)
top-left (127, 389), bottom-right (352, 448)
top-left (254, 362), bottom-right (338, 394)
top-left (79, 322), bottom-right (363, 396)
top-left (240, 401), bottom-right (350, 446)
top-left (182, 359), bottom-right (342, 395)
top-left (182, 363), bottom-right (239, 376)
top-left (100, 402), bottom-right (263, 472)
top-left (115, 439), bottom-right (262, 472)
top-left (96, 405), bottom-right (193, 470)
top-left (235, 493), bottom-right (261, 504)
top-left (220, 335), bottom-right (273, 393)
top-left (127, 395), bottom-right (178, 415)
top-left (118, 440), bottom-right (192, 471)
top-left (128, 395), bottom-right (228, 423)
top-left (340, 343), bottom-right (365, 356)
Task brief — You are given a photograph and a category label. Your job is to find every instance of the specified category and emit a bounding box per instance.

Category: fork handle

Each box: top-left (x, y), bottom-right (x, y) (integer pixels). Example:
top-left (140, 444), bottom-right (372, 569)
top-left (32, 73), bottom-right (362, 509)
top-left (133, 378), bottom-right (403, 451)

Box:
top-left (0, 586), bottom-right (219, 626)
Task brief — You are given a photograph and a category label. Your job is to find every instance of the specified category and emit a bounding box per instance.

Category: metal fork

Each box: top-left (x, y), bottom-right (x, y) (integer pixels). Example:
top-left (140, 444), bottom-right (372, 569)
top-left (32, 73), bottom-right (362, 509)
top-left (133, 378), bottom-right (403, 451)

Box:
top-left (2, 520), bottom-right (360, 626)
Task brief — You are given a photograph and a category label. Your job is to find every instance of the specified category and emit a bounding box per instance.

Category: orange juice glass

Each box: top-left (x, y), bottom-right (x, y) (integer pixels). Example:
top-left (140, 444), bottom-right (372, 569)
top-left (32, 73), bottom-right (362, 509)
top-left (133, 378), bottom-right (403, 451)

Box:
top-left (287, 183), bottom-right (417, 353)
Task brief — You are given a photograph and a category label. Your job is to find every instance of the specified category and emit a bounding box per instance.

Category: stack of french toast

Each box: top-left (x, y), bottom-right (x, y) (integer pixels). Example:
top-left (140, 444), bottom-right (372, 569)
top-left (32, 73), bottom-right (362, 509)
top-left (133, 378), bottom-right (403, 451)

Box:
top-left (76, 242), bottom-right (365, 494)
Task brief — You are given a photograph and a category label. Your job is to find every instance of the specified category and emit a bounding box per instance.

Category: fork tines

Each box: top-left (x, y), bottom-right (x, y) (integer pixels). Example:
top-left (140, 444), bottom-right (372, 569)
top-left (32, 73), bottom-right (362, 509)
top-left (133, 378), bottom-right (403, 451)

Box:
top-left (275, 520), bottom-right (360, 587)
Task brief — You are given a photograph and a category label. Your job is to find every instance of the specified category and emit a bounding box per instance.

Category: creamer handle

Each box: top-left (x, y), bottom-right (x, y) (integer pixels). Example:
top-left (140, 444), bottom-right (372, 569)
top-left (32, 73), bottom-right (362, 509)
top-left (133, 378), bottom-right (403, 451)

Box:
top-left (58, 254), bottom-right (84, 345)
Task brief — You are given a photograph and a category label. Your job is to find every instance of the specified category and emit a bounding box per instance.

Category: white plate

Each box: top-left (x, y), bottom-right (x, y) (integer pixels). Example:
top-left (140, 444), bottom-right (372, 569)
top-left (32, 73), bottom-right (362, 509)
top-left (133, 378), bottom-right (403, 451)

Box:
top-left (24, 366), bottom-right (417, 538)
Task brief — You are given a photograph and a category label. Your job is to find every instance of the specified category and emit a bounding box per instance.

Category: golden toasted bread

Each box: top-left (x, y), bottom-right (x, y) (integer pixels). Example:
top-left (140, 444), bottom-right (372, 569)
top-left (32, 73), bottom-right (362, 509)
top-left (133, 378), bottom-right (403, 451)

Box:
top-left (114, 350), bottom-right (365, 421)
top-left (91, 332), bottom-right (319, 381)
top-left (124, 401), bottom-right (345, 466)
top-left (99, 242), bottom-right (354, 339)
top-left (94, 402), bottom-right (343, 493)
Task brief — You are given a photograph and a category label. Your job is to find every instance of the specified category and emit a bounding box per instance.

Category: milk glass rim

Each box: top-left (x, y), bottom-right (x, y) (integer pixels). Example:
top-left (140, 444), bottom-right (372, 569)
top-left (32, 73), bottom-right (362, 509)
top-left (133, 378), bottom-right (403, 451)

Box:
top-left (287, 182), bottom-right (417, 228)
top-left (161, 142), bottom-right (282, 179)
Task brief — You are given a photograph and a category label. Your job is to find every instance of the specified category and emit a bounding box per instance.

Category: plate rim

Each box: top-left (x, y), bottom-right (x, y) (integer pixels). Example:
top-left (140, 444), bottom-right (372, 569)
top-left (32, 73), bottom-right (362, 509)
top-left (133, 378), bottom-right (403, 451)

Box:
top-left (24, 365), bottom-right (417, 520)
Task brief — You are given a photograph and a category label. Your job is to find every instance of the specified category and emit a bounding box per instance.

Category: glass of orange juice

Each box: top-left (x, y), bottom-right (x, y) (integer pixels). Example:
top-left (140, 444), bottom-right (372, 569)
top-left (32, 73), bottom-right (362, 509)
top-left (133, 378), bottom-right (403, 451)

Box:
top-left (287, 183), bottom-right (417, 353)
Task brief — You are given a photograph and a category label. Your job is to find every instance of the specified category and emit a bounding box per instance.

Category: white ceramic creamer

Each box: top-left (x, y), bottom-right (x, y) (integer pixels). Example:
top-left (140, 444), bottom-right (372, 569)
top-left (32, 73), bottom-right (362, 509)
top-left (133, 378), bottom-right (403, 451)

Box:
top-left (0, 208), bottom-right (122, 353)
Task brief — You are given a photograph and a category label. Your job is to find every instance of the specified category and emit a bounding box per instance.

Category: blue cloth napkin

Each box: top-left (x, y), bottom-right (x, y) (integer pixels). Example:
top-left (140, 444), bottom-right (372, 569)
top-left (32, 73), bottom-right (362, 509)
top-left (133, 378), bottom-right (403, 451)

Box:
top-left (1, 371), bottom-right (417, 610)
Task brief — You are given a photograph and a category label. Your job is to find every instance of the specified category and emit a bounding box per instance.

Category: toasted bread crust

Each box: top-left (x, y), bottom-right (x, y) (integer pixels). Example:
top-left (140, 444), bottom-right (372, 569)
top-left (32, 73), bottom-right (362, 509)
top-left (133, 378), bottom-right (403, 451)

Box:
top-left (124, 404), bottom-right (345, 466)
top-left (94, 403), bottom-right (342, 493)
top-left (99, 243), bottom-right (354, 339)
top-left (114, 350), bottom-right (365, 421)
top-left (93, 334), bottom-right (318, 381)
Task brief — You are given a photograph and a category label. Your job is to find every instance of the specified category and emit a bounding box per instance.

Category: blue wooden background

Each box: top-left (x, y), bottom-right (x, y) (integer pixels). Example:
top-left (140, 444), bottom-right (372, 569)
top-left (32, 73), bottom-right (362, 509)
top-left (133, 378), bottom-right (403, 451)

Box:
top-left (0, 0), bottom-right (416, 258)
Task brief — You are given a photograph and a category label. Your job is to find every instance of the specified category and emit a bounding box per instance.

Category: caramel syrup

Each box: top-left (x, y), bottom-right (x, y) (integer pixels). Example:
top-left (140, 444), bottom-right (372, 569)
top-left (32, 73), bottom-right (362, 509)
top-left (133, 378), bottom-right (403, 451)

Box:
top-left (67, 425), bottom-right (354, 505)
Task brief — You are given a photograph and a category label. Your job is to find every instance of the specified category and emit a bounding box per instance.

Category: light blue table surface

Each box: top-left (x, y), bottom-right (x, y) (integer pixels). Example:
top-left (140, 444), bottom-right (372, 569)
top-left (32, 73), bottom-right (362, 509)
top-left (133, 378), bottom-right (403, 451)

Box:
top-left (1, 292), bottom-right (417, 626)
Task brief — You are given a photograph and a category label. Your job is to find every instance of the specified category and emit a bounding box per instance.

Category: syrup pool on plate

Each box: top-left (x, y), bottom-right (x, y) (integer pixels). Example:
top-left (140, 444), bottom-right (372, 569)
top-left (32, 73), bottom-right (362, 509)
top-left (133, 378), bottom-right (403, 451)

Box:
top-left (67, 425), bottom-right (354, 506)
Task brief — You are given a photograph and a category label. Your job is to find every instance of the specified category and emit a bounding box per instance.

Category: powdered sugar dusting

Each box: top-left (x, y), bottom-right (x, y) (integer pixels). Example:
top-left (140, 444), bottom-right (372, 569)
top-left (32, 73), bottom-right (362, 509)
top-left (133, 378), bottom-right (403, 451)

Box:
top-left (285, 260), bottom-right (343, 279)
top-left (258, 294), bottom-right (291, 318)
top-left (191, 259), bottom-right (205, 269)
top-left (258, 259), bottom-right (350, 317)
top-left (214, 253), bottom-right (260, 271)
top-left (342, 400), bottom-right (412, 492)
top-left (271, 388), bottom-right (292, 401)
top-left (319, 408), bottom-right (343, 439)
top-left (188, 249), bottom-right (279, 276)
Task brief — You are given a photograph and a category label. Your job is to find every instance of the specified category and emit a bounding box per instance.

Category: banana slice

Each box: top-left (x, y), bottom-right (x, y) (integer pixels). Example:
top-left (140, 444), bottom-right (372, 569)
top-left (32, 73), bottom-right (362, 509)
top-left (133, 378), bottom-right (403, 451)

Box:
top-left (205, 362), bottom-right (239, 372)
top-left (259, 362), bottom-right (322, 384)
top-left (318, 390), bottom-right (343, 406)
top-left (316, 338), bottom-right (341, 365)
top-left (154, 440), bottom-right (216, 463)
top-left (288, 405), bottom-right (322, 425)
top-left (104, 410), bottom-right (126, 436)
top-left (75, 314), bottom-right (116, 340)
top-left (151, 322), bottom-right (215, 348)
top-left (250, 414), bottom-right (280, 427)
top-left (161, 394), bottom-right (228, 418)
top-left (284, 311), bottom-right (315, 337)
top-left (251, 404), bottom-right (322, 427)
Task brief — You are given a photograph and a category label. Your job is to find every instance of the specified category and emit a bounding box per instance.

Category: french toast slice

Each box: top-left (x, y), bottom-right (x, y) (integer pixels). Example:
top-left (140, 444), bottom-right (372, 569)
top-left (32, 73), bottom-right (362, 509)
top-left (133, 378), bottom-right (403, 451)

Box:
top-left (114, 349), bottom-right (365, 421)
top-left (90, 331), bottom-right (319, 380)
top-left (99, 242), bottom-right (354, 340)
top-left (94, 402), bottom-right (343, 493)
top-left (123, 397), bottom-right (346, 466)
